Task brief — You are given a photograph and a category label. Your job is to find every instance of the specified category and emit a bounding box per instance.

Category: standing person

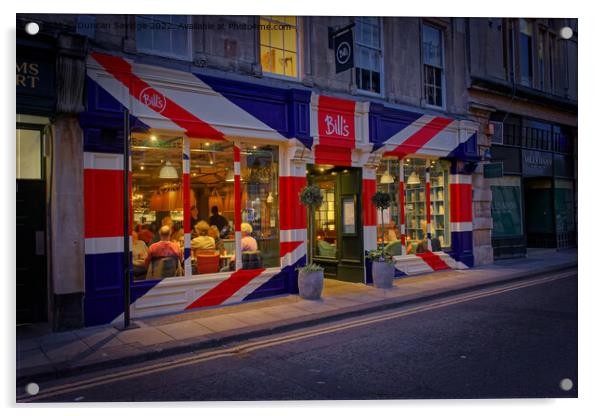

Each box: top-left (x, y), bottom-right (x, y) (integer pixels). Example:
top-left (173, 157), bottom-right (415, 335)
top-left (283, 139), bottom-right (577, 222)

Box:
top-left (190, 205), bottom-right (200, 235)
top-left (209, 206), bottom-right (229, 238)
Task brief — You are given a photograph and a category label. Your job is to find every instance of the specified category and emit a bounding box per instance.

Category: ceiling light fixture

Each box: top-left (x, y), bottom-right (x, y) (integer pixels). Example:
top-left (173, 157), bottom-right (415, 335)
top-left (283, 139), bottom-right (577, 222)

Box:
top-left (407, 171), bottom-right (421, 185)
top-left (159, 161), bottom-right (178, 179)
top-left (380, 159), bottom-right (395, 184)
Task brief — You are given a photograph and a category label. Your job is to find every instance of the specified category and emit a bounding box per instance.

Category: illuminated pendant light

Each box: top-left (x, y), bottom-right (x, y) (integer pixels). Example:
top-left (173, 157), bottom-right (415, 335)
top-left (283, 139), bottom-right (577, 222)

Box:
top-left (407, 171), bottom-right (420, 185)
top-left (380, 160), bottom-right (394, 184)
top-left (266, 192), bottom-right (274, 204)
top-left (159, 161), bottom-right (178, 179)
top-left (225, 169), bottom-right (234, 182)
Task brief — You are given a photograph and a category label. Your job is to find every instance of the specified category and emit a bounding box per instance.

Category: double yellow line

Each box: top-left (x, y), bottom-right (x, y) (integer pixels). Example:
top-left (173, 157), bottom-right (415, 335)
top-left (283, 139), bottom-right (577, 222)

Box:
top-left (18, 270), bottom-right (575, 402)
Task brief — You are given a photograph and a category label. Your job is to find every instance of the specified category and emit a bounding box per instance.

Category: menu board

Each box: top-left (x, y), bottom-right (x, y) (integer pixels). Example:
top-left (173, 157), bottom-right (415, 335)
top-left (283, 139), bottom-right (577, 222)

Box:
top-left (342, 197), bottom-right (356, 235)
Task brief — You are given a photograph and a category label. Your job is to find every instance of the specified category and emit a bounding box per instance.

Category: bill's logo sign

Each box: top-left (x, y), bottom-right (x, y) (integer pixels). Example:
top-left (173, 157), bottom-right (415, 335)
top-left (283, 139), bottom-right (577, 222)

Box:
top-left (16, 61), bottom-right (40, 89)
top-left (323, 114), bottom-right (350, 137)
top-left (139, 87), bottom-right (167, 114)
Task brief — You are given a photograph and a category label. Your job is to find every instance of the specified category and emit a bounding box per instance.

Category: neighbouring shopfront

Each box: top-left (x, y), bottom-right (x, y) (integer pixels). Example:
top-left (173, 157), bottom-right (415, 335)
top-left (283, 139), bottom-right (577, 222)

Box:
top-left (489, 114), bottom-right (577, 259)
top-left (81, 52), bottom-right (479, 327)
top-left (16, 31), bottom-right (56, 325)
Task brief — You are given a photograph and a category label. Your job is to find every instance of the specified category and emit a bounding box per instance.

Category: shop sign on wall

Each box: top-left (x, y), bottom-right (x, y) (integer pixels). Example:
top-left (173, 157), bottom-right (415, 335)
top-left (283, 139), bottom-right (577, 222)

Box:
top-left (522, 150), bottom-right (553, 177)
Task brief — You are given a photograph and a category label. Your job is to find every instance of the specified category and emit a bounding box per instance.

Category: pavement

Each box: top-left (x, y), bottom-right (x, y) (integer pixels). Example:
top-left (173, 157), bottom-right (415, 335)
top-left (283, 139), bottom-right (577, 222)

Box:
top-left (16, 248), bottom-right (577, 385)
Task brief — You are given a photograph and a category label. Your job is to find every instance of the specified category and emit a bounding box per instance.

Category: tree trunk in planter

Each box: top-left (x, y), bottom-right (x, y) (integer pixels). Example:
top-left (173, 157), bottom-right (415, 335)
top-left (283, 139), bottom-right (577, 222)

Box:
top-left (372, 261), bottom-right (394, 288)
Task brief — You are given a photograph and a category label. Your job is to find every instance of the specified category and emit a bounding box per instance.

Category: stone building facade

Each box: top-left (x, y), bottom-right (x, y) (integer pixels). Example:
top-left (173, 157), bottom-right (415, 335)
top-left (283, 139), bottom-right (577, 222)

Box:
top-left (15, 14), bottom-right (577, 329)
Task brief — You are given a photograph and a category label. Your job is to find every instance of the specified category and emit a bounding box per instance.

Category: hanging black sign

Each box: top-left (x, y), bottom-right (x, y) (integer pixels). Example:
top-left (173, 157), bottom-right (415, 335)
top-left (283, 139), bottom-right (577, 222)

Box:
top-left (334, 29), bottom-right (354, 74)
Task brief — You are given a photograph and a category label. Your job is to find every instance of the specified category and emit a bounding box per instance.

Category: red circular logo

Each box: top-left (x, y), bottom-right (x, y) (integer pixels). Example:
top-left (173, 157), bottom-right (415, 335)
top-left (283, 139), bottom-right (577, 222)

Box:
top-left (139, 87), bottom-right (167, 114)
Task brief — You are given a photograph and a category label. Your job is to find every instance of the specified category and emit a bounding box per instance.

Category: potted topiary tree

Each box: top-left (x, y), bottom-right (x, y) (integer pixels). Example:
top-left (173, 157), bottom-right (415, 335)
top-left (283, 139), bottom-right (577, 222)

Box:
top-left (368, 191), bottom-right (395, 288)
top-left (297, 184), bottom-right (325, 300)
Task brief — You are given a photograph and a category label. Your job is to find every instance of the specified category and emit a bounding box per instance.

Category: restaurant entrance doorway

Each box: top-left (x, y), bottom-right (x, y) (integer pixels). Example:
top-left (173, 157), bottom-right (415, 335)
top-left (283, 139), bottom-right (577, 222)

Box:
top-left (16, 125), bottom-right (48, 324)
top-left (307, 165), bottom-right (364, 283)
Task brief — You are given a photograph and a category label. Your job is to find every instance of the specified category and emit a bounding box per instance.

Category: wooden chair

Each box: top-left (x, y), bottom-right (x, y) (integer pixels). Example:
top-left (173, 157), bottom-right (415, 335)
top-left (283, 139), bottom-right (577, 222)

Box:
top-left (196, 252), bottom-right (220, 274)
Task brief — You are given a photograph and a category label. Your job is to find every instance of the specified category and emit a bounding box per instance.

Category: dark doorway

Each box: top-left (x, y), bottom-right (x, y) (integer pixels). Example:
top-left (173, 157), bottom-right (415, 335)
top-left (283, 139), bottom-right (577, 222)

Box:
top-left (16, 126), bottom-right (48, 324)
top-left (523, 177), bottom-right (556, 248)
top-left (307, 165), bottom-right (364, 283)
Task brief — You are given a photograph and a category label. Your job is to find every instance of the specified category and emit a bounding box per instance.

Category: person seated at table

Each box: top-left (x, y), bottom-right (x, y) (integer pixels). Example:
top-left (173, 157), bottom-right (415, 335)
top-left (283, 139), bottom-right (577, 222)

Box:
top-left (132, 230), bottom-right (149, 279)
top-left (191, 221), bottom-right (216, 256)
top-left (241, 222), bottom-right (258, 252)
top-left (145, 225), bottom-right (183, 277)
top-left (208, 225), bottom-right (225, 255)
top-left (171, 223), bottom-right (184, 247)
top-left (138, 224), bottom-right (154, 246)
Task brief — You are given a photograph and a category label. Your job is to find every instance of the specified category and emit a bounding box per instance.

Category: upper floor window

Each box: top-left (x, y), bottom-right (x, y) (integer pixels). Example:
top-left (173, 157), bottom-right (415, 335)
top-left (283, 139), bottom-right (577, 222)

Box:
top-left (136, 15), bottom-right (192, 61)
top-left (519, 19), bottom-right (534, 87)
top-left (259, 16), bottom-right (299, 78)
top-left (354, 17), bottom-right (383, 94)
top-left (537, 29), bottom-right (546, 90)
top-left (422, 23), bottom-right (445, 108)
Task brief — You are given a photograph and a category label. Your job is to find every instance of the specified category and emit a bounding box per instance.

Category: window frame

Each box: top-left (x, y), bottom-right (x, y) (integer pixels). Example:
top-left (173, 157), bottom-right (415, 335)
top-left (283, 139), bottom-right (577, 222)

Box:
top-left (421, 21), bottom-right (447, 110)
top-left (135, 15), bottom-right (193, 62)
top-left (353, 16), bottom-right (385, 97)
top-left (258, 16), bottom-right (302, 81)
top-left (518, 18), bottom-right (534, 88)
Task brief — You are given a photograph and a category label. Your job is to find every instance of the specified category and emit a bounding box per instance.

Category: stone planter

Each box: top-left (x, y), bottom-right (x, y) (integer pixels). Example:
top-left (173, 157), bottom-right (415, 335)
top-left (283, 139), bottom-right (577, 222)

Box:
top-left (372, 261), bottom-right (395, 288)
top-left (298, 269), bottom-right (324, 300)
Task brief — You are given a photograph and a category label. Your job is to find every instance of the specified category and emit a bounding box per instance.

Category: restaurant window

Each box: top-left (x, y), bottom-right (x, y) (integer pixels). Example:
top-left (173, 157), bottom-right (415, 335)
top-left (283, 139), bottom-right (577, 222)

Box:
top-left (314, 179), bottom-right (337, 259)
top-left (538, 29), bottom-right (546, 90)
top-left (131, 133), bottom-right (184, 281)
top-left (259, 16), bottom-right (299, 78)
top-left (422, 23), bottom-right (445, 108)
top-left (519, 19), bottom-right (534, 87)
top-left (135, 15), bottom-right (192, 60)
top-left (403, 158), bottom-right (427, 254)
top-left (190, 138), bottom-right (236, 275)
top-left (376, 158), bottom-right (401, 255)
top-left (549, 34), bottom-right (556, 93)
top-left (490, 176), bottom-right (523, 238)
top-left (429, 160), bottom-right (451, 249)
top-left (239, 143), bottom-right (280, 268)
top-left (354, 17), bottom-right (382, 94)
top-left (16, 128), bottom-right (43, 180)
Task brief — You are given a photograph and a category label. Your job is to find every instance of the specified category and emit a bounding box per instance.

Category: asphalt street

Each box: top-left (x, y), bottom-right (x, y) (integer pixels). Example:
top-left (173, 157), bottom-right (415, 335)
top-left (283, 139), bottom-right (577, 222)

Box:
top-left (21, 272), bottom-right (578, 402)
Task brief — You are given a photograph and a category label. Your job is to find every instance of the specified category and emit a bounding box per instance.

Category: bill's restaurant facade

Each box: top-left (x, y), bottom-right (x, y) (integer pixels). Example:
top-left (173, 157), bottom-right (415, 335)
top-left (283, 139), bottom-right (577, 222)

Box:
top-left (82, 52), bottom-right (479, 326)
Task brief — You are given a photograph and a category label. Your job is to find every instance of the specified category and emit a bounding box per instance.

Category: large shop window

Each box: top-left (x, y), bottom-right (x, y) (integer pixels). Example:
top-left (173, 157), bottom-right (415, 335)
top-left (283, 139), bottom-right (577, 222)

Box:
top-left (490, 176), bottom-right (524, 238)
top-left (189, 138), bottom-right (236, 275)
top-left (131, 134), bottom-right (184, 280)
top-left (259, 16), bottom-right (299, 78)
top-left (354, 17), bottom-right (383, 94)
top-left (135, 15), bottom-right (192, 60)
top-left (131, 136), bottom-right (281, 280)
top-left (375, 158), bottom-right (451, 255)
top-left (239, 143), bottom-right (280, 269)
